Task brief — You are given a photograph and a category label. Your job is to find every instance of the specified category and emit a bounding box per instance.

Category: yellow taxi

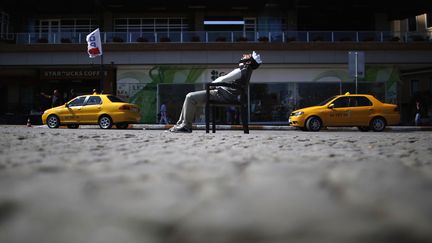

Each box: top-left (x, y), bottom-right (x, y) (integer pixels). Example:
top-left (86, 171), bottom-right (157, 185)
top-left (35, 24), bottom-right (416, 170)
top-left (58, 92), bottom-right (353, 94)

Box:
top-left (289, 93), bottom-right (400, 132)
top-left (42, 93), bottom-right (140, 129)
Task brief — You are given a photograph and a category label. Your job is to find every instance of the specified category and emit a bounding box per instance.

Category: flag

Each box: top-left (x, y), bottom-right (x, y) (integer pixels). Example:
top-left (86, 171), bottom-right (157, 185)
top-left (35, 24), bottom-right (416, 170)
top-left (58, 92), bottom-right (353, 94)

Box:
top-left (86, 28), bottom-right (103, 58)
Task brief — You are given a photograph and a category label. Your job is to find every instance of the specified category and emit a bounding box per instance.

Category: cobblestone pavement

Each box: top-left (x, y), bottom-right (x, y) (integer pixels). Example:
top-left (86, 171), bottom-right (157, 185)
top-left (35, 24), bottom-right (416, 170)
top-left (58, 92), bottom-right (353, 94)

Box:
top-left (0, 125), bottom-right (431, 243)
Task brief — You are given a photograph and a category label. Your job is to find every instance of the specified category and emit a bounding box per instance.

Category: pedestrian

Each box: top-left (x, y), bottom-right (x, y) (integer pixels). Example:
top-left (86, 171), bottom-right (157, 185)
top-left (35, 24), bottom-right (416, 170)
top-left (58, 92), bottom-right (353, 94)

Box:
top-left (41, 89), bottom-right (64, 108)
top-left (68, 89), bottom-right (77, 100)
top-left (415, 100), bottom-right (422, 126)
top-left (168, 51), bottom-right (262, 133)
top-left (159, 102), bottom-right (169, 124)
top-left (226, 106), bottom-right (237, 124)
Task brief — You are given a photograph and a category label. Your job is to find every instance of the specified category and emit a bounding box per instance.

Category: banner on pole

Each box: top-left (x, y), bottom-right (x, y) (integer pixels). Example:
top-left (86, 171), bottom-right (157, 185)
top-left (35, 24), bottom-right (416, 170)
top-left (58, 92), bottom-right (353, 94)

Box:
top-left (86, 28), bottom-right (103, 58)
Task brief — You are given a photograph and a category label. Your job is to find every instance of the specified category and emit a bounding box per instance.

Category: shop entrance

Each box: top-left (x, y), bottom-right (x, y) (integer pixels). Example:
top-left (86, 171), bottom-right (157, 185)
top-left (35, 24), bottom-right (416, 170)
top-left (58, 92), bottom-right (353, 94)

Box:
top-left (39, 79), bottom-right (99, 110)
top-left (38, 67), bottom-right (116, 110)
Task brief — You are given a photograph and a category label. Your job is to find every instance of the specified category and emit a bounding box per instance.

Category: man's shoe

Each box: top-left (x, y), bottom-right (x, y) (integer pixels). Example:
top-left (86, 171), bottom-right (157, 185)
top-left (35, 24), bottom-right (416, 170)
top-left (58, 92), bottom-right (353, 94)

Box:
top-left (168, 125), bottom-right (183, 132)
top-left (168, 126), bottom-right (192, 133)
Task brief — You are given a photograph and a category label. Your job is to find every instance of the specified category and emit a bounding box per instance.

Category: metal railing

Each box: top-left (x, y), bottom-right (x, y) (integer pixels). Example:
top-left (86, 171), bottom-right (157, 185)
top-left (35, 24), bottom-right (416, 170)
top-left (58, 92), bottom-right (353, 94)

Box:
top-left (13, 30), bottom-right (432, 44)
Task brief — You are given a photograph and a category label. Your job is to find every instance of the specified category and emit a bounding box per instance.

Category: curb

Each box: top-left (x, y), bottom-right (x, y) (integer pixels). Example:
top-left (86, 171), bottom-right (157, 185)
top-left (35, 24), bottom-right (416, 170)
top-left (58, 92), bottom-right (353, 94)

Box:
top-left (137, 124), bottom-right (432, 131)
top-left (140, 124), bottom-right (297, 131)
top-left (31, 124), bottom-right (432, 131)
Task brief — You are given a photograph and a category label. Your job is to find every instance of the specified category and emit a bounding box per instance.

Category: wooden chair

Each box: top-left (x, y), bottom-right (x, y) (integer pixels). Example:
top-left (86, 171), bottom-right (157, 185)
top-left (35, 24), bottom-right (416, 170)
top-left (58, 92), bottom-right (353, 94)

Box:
top-left (205, 67), bottom-right (252, 134)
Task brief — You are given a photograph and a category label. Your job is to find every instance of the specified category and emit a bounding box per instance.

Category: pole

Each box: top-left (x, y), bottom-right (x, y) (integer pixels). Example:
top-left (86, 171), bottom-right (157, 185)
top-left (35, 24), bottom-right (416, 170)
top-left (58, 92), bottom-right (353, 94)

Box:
top-left (100, 54), bottom-right (104, 93)
top-left (354, 51), bottom-right (358, 94)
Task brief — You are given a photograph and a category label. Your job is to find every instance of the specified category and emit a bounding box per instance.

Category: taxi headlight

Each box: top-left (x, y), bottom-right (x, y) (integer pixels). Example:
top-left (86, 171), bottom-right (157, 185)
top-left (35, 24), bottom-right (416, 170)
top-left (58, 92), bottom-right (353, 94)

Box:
top-left (291, 111), bottom-right (304, 117)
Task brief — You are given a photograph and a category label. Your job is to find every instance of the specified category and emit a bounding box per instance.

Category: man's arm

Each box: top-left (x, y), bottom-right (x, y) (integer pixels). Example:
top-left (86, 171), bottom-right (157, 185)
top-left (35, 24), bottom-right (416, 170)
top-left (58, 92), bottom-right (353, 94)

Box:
top-left (211, 68), bottom-right (242, 83)
top-left (40, 92), bottom-right (51, 99)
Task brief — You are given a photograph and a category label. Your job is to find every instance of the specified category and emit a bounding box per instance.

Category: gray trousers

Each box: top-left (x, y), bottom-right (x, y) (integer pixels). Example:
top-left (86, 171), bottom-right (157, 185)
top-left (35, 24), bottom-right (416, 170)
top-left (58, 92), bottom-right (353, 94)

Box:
top-left (175, 68), bottom-right (242, 128)
top-left (174, 89), bottom-right (225, 128)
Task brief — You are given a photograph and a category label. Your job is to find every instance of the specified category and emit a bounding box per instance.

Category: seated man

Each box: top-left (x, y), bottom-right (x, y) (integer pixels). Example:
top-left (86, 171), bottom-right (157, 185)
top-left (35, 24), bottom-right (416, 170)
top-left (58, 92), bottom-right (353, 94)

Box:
top-left (169, 51), bottom-right (262, 133)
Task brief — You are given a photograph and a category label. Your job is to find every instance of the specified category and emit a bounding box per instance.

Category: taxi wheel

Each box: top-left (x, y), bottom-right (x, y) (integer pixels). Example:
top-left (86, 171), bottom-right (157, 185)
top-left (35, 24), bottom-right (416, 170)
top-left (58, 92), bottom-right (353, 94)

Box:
top-left (116, 123), bottom-right (129, 129)
top-left (370, 117), bottom-right (386, 132)
top-left (357, 126), bottom-right (370, 132)
top-left (47, 115), bottom-right (60, 129)
top-left (99, 115), bottom-right (113, 129)
top-left (67, 124), bottom-right (79, 129)
top-left (305, 116), bottom-right (322, 132)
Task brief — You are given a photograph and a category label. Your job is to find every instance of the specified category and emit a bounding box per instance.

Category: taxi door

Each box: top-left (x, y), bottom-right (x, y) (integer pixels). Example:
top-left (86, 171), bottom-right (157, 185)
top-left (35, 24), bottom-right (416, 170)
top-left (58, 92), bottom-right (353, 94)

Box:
top-left (79, 96), bottom-right (102, 123)
top-left (347, 96), bottom-right (373, 126)
top-left (325, 97), bottom-right (352, 126)
top-left (58, 96), bottom-right (86, 123)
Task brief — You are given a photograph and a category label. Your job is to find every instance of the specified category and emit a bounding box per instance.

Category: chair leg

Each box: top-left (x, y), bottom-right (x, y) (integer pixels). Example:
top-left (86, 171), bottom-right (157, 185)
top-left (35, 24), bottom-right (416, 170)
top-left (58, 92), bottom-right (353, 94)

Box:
top-left (241, 105), bottom-right (249, 134)
top-left (212, 106), bottom-right (216, 133)
top-left (205, 103), bottom-right (209, 133)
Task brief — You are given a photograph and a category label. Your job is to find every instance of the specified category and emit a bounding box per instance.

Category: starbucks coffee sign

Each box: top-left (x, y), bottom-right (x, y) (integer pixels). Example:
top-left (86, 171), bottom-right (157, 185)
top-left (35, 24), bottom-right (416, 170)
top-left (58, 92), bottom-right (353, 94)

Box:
top-left (41, 69), bottom-right (107, 80)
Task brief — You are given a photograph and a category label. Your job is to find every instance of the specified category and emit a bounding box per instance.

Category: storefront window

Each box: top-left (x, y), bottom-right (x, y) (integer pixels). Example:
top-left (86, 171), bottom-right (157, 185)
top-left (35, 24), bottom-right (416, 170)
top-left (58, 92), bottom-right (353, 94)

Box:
top-left (249, 81), bottom-right (385, 124)
top-left (297, 82), bottom-right (341, 108)
top-left (158, 84), bottom-right (202, 124)
top-left (154, 82), bottom-right (386, 124)
top-left (250, 83), bottom-right (299, 123)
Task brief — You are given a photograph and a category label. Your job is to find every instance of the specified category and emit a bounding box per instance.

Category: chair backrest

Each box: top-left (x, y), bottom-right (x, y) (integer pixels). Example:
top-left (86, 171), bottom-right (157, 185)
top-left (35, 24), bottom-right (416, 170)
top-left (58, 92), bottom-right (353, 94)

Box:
top-left (205, 66), bottom-right (253, 133)
top-left (206, 65), bottom-right (253, 104)
top-left (234, 66), bottom-right (253, 89)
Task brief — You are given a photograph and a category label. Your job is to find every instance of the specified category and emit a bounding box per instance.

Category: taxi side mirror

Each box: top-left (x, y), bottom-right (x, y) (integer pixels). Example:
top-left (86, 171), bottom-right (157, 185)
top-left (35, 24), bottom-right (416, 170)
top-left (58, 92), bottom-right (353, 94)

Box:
top-left (65, 103), bottom-right (69, 108)
top-left (328, 103), bottom-right (334, 109)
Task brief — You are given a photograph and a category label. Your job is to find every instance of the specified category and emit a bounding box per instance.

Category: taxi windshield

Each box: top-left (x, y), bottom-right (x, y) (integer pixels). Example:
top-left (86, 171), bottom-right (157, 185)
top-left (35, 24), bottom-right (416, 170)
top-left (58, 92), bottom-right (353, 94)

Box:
top-left (317, 96), bottom-right (336, 106)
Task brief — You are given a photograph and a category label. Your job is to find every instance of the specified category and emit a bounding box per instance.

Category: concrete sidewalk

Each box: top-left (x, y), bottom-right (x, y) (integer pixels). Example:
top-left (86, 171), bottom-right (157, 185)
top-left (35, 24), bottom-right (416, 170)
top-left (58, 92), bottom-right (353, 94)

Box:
top-left (2, 125), bottom-right (432, 243)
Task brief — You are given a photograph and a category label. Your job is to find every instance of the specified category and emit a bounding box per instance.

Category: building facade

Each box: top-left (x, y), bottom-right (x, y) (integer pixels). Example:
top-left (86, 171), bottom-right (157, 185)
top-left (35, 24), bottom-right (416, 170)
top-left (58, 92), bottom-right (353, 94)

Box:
top-left (1, 1), bottom-right (431, 125)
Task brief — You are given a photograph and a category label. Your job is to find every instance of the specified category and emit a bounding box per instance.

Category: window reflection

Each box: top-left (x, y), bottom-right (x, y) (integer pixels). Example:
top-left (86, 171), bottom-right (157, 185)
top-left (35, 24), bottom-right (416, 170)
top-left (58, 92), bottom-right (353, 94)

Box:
top-left (250, 83), bottom-right (299, 123)
top-left (156, 81), bottom-right (385, 124)
top-left (158, 84), bottom-right (199, 124)
top-left (249, 82), bottom-right (385, 123)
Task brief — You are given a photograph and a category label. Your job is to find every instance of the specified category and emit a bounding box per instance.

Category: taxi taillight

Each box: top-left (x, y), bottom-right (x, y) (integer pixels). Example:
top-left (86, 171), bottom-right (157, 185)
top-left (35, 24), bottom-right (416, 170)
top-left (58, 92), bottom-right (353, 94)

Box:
top-left (119, 105), bottom-right (131, 110)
